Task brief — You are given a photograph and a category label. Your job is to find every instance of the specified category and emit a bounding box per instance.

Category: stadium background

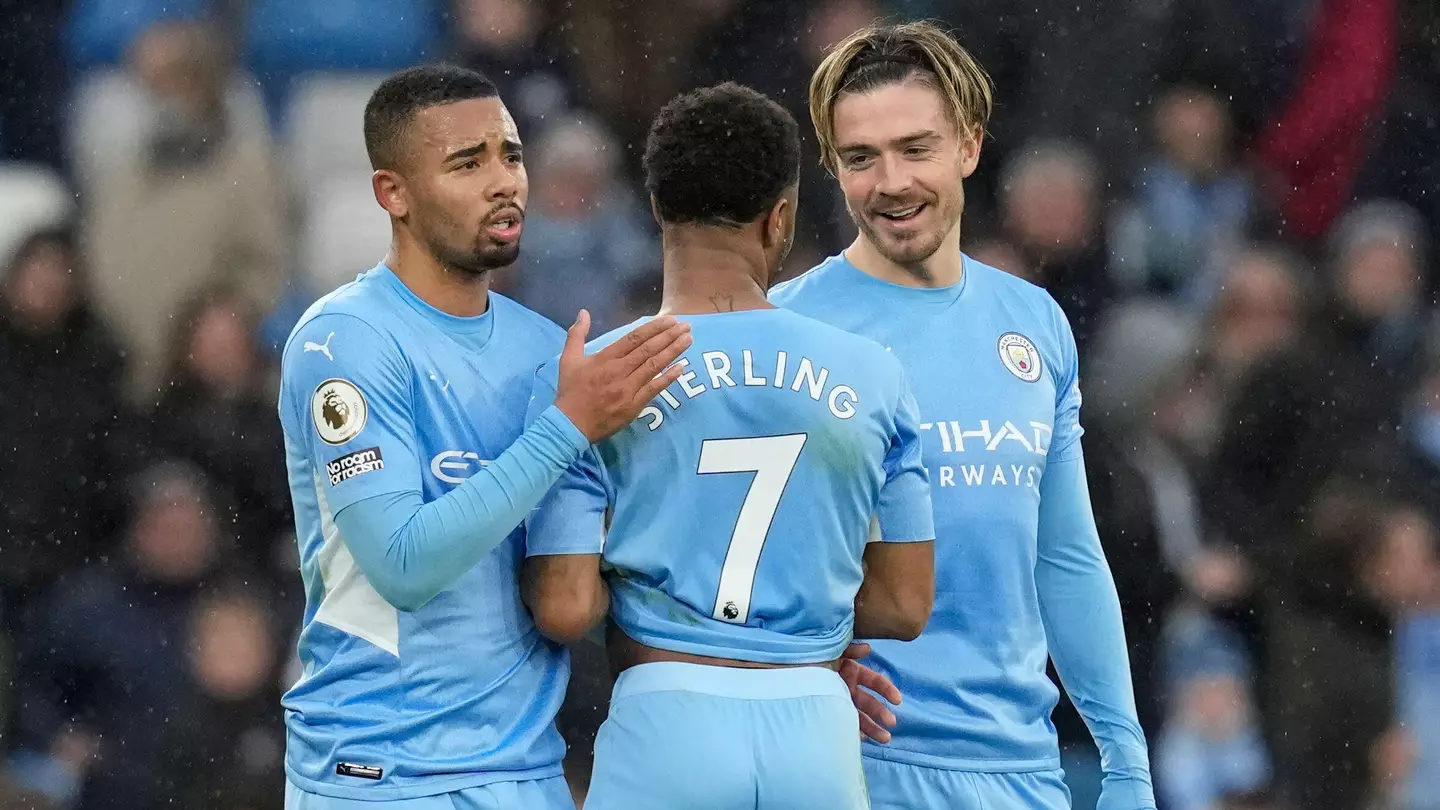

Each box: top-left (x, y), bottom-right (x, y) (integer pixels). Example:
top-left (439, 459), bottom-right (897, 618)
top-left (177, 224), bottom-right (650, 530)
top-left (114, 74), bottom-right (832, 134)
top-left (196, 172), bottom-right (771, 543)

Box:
top-left (1, 0), bottom-right (1439, 808)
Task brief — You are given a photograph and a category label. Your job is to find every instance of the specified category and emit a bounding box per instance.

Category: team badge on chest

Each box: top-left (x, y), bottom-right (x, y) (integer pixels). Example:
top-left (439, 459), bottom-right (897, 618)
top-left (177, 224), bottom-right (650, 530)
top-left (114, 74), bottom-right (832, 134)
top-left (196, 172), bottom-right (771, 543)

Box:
top-left (997, 332), bottom-right (1042, 382)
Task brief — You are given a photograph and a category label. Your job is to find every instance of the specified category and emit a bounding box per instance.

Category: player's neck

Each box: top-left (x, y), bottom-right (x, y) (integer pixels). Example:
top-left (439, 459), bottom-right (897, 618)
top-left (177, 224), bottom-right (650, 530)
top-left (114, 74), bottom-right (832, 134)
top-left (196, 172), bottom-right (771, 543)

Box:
top-left (657, 230), bottom-right (774, 316)
top-left (846, 224), bottom-right (964, 289)
top-left (385, 244), bottom-right (491, 318)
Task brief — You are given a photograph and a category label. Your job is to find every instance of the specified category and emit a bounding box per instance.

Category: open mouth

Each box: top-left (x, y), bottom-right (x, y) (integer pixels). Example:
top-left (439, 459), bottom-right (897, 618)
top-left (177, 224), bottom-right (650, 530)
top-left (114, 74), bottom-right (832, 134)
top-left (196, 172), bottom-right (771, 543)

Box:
top-left (484, 209), bottom-right (523, 241)
top-left (875, 204), bottom-right (925, 223)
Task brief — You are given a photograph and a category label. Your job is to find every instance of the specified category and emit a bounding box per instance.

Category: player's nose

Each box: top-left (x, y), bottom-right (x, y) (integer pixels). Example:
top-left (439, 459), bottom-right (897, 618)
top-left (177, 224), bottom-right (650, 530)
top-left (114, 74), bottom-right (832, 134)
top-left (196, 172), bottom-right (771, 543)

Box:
top-left (873, 153), bottom-right (914, 197)
top-left (485, 164), bottom-right (521, 201)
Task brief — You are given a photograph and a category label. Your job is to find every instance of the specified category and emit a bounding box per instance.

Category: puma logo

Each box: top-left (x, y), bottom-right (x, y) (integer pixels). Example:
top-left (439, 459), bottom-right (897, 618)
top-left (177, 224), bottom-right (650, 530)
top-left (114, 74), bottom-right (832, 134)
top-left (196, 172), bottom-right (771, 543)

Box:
top-left (304, 332), bottom-right (335, 361)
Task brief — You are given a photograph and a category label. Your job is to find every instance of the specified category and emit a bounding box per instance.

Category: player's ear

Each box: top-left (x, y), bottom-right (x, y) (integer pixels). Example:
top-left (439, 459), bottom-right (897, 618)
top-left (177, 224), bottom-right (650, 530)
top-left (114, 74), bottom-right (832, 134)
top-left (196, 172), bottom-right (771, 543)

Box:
top-left (373, 169), bottom-right (410, 219)
top-left (762, 185), bottom-right (797, 251)
top-left (958, 123), bottom-right (983, 179)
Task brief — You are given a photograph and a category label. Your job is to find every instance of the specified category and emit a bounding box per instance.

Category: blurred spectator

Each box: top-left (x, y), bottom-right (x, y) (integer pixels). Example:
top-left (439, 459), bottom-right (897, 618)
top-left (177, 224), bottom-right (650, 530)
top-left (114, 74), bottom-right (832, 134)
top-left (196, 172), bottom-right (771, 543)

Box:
top-left (1155, 245), bottom-right (1308, 513)
top-left (1251, 0), bottom-right (1400, 241)
top-left (1262, 480), bottom-right (1395, 810)
top-left (1218, 787), bottom-right (1288, 810)
top-left (1398, 329), bottom-right (1440, 518)
top-left (944, 0), bottom-right (1193, 214)
top-left (1355, 2), bottom-right (1440, 299)
top-left (1326, 201), bottom-right (1430, 380)
top-left (11, 461), bottom-right (226, 810)
top-left (998, 139), bottom-right (1115, 358)
top-left (1200, 246), bottom-right (1305, 407)
top-left (146, 287), bottom-right (290, 580)
top-left (560, 0), bottom-right (743, 160)
top-left (151, 587), bottom-right (284, 810)
top-left (498, 117), bottom-right (656, 332)
top-left (1359, 507), bottom-right (1440, 810)
top-left (453, 0), bottom-right (576, 136)
top-left (0, 774), bottom-right (58, 810)
top-left (967, 236), bottom-right (1035, 283)
top-left (83, 19), bottom-right (288, 405)
top-left (1208, 206), bottom-right (1424, 589)
top-left (0, 163), bottom-right (75, 273)
top-left (0, 228), bottom-right (126, 619)
top-left (1109, 82), bottom-right (1254, 308)
top-left (1087, 300), bottom-right (1216, 583)
top-left (1155, 609), bottom-right (1272, 810)
top-left (692, 0), bottom-right (881, 250)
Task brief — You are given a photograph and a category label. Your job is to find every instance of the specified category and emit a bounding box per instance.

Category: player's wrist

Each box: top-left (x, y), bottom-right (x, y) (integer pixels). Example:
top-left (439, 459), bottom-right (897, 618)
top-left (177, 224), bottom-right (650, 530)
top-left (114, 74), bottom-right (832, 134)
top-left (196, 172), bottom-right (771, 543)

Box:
top-left (537, 404), bottom-right (592, 453)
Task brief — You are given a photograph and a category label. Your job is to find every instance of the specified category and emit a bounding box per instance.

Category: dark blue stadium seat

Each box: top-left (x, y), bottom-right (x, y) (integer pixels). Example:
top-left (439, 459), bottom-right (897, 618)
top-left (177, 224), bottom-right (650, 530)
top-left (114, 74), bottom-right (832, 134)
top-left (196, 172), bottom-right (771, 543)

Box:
top-left (244, 0), bottom-right (443, 118)
top-left (65, 0), bottom-right (212, 68)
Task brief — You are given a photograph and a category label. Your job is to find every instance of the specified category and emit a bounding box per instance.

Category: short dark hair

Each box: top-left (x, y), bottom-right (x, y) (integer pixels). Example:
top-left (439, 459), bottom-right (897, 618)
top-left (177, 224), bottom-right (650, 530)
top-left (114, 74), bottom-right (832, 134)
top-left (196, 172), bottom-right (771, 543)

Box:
top-left (363, 64), bottom-right (499, 171)
top-left (643, 82), bottom-right (800, 228)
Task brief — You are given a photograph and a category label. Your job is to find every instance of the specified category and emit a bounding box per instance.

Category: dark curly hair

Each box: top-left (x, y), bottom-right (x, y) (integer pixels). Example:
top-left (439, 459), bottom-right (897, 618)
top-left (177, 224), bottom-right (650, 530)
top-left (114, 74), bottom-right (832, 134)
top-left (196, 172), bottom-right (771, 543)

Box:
top-left (364, 64), bottom-right (499, 171)
top-left (643, 82), bottom-right (800, 228)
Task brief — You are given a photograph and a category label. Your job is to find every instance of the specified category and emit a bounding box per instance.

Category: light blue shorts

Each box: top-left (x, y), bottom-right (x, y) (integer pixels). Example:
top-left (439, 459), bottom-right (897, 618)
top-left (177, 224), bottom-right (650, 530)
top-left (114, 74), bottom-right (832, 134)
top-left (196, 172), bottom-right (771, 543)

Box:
top-left (284, 776), bottom-right (575, 810)
top-left (863, 756), bottom-right (1071, 810)
top-left (584, 661), bottom-right (868, 810)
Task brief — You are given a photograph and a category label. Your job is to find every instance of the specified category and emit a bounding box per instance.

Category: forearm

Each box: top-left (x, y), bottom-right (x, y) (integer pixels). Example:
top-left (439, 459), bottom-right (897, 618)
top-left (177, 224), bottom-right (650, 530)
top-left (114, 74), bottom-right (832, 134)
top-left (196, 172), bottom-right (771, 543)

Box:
top-left (1037, 456), bottom-right (1156, 808)
top-left (853, 579), bottom-right (903, 640)
top-left (336, 406), bottom-right (588, 610)
top-left (852, 601), bottom-right (922, 641)
top-left (524, 555), bottom-right (610, 643)
top-left (853, 552), bottom-right (933, 641)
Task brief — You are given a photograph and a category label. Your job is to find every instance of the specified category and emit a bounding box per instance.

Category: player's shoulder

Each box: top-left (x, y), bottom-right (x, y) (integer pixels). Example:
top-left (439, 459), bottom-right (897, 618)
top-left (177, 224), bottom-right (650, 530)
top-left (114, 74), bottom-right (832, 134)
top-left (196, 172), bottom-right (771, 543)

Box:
top-left (490, 292), bottom-right (567, 347)
top-left (580, 316), bottom-right (652, 358)
top-left (491, 293), bottom-right (569, 391)
top-left (965, 256), bottom-right (1078, 389)
top-left (967, 254), bottom-right (1055, 310)
top-left (760, 308), bottom-right (906, 397)
top-left (966, 255), bottom-right (1073, 342)
top-left (773, 305), bottom-right (889, 353)
top-left (767, 254), bottom-right (848, 309)
top-left (282, 266), bottom-right (400, 361)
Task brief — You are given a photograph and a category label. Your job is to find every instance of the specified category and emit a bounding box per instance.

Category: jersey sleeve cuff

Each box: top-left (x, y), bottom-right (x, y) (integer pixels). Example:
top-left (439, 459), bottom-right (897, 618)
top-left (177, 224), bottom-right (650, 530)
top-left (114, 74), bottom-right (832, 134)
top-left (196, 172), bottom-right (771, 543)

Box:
top-left (875, 525), bottom-right (936, 543)
top-left (875, 508), bottom-right (936, 543)
top-left (533, 405), bottom-right (591, 457)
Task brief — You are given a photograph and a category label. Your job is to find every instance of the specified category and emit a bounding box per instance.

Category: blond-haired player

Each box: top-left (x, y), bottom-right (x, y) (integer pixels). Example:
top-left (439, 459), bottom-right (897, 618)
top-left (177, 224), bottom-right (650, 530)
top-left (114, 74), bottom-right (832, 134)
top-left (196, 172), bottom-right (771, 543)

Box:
top-left (770, 21), bottom-right (1158, 810)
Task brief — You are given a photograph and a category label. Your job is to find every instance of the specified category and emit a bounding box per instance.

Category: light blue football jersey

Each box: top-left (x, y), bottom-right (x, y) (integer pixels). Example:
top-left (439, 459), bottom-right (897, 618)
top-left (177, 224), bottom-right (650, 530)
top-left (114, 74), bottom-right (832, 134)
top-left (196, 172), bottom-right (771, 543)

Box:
top-left (770, 253), bottom-right (1084, 771)
top-left (525, 308), bottom-right (935, 665)
top-left (278, 264), bottom-right (569, 800)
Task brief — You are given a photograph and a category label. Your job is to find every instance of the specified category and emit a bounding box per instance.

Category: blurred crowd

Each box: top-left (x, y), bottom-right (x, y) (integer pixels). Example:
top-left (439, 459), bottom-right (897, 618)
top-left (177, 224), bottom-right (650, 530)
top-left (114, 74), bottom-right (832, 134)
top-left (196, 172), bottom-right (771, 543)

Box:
top-left (1, 1), bottom-right (1438, 809)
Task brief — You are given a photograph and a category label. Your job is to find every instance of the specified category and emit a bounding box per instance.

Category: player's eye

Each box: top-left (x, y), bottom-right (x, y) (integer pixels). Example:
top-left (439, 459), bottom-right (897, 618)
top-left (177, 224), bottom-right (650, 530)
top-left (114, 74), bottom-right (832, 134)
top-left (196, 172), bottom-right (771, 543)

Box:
top-left (905, 146), bottom-right (929, 157)
top-left (845, 154), bottom-right (873, 169)
top-left (456, 159), bottom-right (479, 172)
top-left (504, 152), bottom-right (523, 165)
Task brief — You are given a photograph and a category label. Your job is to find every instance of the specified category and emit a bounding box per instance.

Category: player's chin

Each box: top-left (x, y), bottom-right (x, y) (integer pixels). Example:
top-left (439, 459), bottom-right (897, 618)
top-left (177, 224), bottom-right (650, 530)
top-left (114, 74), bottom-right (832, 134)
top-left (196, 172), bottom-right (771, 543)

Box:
top-left (875, 232), bottom-right (944, 266)
top-left (476, 242), bottom-right (521, 271)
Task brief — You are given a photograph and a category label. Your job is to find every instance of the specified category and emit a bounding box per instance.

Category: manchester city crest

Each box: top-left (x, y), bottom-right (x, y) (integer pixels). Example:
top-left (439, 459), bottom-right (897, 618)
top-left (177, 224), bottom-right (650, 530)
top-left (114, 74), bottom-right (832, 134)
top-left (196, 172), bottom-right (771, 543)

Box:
top-left (997, 333), bottom-right (1042, 382)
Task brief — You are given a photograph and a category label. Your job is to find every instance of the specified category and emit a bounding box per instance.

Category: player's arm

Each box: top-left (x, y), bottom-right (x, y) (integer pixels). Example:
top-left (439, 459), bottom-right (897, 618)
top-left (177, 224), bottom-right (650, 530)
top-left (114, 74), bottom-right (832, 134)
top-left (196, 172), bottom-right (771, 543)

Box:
top-left (286, 310), bottom-right (689, 612)
top-left (523, 552), bottom-right (608, 644)
top-left (854, 365), bottom-right (936, 641)
top-left (522, 368), bottom-right (612, 643)
top-left (1035, 311), bottom-right (1157, 810)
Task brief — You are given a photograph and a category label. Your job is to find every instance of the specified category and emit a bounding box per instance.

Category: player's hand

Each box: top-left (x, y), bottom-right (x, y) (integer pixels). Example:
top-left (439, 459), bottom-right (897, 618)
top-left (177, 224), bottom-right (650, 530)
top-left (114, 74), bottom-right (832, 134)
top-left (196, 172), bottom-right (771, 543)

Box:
top-left (841, 642), bottom-right (901, 743)
top-left (555, 309), bottom-right (692, 442)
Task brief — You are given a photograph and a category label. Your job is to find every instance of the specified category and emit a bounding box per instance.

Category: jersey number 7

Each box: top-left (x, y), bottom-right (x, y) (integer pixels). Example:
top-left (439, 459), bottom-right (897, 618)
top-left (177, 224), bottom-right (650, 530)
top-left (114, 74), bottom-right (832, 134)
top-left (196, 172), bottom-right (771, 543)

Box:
top-left (697, 433), bottom-right (808, 624)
